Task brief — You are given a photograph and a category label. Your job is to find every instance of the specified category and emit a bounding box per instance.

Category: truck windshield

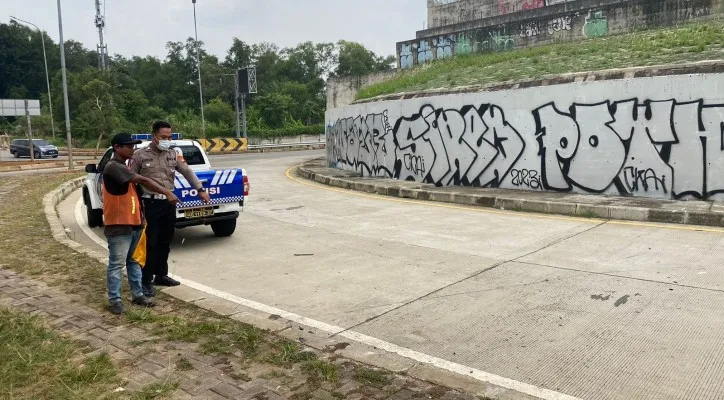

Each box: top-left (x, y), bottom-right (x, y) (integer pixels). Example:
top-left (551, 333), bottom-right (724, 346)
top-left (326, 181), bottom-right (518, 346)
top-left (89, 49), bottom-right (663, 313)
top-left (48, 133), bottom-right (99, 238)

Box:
top-left (32, 139), bottom-right (49, 146)
top-left (172, 145), bottom-right (205, 166)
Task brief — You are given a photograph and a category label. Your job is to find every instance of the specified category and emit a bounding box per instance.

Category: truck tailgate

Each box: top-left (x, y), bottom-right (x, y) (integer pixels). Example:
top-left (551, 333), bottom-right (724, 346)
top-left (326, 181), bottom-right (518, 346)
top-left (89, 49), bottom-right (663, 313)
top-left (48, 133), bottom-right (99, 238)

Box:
top-left (173, 169), bottom-right (244, 209)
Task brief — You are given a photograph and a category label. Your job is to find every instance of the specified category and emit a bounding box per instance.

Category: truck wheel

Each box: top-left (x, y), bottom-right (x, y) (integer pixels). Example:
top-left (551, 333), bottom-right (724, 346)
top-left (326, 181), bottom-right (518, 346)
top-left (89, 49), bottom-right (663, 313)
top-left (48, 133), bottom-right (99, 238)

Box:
top-left (84, 190), bottom-right (104, 227)
top-left (87, 205), bottom-right (104, 228)
top-left (12, 151), bottom-right (18, 158)
top-left (211, 219), bottom-right (236, 237)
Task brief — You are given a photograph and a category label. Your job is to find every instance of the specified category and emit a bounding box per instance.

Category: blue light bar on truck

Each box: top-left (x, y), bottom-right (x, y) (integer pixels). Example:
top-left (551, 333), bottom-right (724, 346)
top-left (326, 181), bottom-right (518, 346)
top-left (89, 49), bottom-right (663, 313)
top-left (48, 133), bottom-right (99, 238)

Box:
top-left (131, 133), bottom-right (182, 141)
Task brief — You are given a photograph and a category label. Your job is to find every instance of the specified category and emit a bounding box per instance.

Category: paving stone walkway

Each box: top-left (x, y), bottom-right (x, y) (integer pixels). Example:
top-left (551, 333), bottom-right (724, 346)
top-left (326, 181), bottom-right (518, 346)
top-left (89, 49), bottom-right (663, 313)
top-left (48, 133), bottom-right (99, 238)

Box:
top-left (0, 267), bottom-right (486, 400)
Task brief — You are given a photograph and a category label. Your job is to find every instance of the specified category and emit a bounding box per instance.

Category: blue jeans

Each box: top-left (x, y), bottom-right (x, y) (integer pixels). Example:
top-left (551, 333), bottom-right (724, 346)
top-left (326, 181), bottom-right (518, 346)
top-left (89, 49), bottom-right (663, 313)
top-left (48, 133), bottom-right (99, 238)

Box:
top-left (106, 228), bottom-right (144, 303)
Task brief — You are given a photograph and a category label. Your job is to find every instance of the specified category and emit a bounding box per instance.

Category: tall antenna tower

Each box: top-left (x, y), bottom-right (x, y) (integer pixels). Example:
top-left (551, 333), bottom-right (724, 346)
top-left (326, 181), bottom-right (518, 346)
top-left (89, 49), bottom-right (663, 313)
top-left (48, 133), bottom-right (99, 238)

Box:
top-left (94, 0), bottom-right (108, 70)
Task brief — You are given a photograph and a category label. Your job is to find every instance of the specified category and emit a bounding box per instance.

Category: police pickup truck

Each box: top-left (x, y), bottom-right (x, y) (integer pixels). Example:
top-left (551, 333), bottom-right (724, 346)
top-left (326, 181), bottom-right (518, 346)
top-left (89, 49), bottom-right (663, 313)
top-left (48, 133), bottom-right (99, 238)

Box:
top-left (82, 134), bottom-right (249, 237)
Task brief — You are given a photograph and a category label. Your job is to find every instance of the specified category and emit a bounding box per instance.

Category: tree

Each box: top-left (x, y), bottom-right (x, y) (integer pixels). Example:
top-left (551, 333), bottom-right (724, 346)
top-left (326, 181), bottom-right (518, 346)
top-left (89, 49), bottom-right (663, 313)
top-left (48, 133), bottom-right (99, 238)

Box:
top-left (0, 19), bottom-right (385, 142)
top-left (254, 92), bottom-right (293, 128)
top-left (224, 38), bottom-right (253, 70)
top-left (334, 40), bottom-right (395, 77)
top-left (74, 79), bottom-right (120, 154)
top-left (204, 98), bottom-right (235, 126)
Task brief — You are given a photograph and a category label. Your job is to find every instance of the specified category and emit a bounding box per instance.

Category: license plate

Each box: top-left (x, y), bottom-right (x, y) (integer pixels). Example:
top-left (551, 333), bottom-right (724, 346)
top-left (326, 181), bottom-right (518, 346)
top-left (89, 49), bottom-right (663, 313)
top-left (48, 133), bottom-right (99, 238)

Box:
top-left (184, 207), bottom-right (213, 219)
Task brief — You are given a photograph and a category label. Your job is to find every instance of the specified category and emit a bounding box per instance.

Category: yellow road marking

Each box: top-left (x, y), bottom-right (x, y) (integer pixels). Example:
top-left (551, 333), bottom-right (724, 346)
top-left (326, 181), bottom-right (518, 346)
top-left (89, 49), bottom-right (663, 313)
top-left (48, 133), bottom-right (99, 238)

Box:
top-left (284, 165), bottom-right (724, 234)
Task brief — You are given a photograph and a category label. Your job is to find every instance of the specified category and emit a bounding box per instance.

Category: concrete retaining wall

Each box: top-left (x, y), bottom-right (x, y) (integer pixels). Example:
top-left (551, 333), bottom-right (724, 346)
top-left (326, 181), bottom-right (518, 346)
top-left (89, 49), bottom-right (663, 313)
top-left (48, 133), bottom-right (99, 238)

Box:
top-left (326, 70), bottom-right (400, 109)
top-left (324, 68), bottom-right (724, 201)
top-left (400, 0), bottom-right (722, 68)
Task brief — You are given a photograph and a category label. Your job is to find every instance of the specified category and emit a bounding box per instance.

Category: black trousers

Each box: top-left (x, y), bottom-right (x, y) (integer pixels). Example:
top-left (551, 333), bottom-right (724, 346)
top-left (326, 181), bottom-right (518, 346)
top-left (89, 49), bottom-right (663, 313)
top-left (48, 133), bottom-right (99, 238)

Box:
top-left (142, 199), bottom-right (176, 284)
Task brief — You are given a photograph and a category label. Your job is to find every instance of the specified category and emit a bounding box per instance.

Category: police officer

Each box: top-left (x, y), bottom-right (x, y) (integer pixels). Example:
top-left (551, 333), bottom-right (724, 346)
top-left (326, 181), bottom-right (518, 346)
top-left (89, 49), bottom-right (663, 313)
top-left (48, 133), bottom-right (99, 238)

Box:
top-left (130, 121), bottom-right (210, 297)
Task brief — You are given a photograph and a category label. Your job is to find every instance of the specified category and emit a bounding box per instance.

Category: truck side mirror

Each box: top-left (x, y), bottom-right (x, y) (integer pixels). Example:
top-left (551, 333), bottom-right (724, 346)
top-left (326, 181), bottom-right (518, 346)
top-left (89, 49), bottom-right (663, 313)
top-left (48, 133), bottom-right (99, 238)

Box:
top-left (85, 164), bottom-right (98, 173)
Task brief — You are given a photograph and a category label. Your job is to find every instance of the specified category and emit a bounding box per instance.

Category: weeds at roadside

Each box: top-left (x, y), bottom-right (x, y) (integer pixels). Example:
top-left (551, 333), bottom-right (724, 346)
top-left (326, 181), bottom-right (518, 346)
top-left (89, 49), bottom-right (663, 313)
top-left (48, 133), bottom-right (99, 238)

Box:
top-left (0, 307), bottom-right (121, 399)
top-left (302, 359), bottom-right (340, 383)
top-left (354, 367), bottom-right (392, 388)
top-left (130, 379), bottom-right (179, 400)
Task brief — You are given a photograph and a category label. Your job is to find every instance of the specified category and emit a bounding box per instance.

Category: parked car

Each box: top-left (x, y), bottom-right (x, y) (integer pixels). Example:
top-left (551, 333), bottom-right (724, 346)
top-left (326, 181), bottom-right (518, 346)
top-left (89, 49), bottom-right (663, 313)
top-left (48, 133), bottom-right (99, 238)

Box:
top-left (9, 139), bottom-right (59, 159)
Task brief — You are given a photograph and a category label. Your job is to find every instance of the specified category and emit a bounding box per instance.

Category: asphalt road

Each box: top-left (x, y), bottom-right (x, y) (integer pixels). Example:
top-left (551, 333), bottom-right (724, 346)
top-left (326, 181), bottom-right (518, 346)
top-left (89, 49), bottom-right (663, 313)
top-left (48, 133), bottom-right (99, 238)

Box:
top-left (58, 149), bottom-right (724, 400)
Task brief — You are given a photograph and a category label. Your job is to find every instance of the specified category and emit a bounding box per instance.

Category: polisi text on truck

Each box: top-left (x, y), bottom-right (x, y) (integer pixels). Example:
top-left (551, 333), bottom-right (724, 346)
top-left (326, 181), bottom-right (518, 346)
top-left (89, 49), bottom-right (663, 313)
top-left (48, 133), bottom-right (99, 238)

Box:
top-left (181, 187), bottom-right (221, 198)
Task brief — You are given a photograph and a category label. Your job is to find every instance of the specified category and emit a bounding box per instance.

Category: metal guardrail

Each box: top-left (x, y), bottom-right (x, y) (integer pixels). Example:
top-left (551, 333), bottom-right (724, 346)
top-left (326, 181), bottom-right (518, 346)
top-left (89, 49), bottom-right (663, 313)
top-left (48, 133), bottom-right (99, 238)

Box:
top-left (246, 141), bottom-right (325, 150)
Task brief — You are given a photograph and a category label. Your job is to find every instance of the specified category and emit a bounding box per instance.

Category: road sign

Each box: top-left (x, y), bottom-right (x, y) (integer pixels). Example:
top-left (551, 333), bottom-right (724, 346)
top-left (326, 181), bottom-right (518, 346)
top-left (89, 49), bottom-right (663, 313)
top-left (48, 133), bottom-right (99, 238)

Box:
top-left (197, 138), bottom-right (247, 153)
top-left (237, 67), bottom-right (257, 94)
top-left (0, 99), bottom-right (40, 116)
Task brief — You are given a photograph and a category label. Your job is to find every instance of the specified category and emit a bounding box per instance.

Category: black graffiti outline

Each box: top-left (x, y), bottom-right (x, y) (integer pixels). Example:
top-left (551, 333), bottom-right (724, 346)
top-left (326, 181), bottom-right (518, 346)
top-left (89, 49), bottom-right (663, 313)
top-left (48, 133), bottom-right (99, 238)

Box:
top-left (392, 108), bottom-right (445, 184)
top-left (468, 104), bottom-right (526, 188)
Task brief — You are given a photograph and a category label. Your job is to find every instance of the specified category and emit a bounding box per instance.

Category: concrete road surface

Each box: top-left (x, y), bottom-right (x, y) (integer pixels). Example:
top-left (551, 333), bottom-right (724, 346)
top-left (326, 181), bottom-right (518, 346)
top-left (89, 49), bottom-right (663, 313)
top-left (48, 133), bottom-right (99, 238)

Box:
top-left (58, 149), bottom-right (724, 400)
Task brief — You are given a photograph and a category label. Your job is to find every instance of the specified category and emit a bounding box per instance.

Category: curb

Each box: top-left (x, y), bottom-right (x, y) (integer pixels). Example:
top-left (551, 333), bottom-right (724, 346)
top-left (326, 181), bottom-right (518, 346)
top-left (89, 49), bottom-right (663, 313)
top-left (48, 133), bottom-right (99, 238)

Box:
top-left (0, 161), bottom-right (86, 173)
top-left (297, 158), bottom-right (724, 228)
top-left (42, 179), bottom-right (544, 400)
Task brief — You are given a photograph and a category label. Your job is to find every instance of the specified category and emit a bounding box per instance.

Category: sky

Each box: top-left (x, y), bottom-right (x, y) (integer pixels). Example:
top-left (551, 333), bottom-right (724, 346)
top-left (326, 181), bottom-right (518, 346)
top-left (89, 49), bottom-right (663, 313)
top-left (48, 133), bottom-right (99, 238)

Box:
top-left (2, 0), bottom-right (427, 61)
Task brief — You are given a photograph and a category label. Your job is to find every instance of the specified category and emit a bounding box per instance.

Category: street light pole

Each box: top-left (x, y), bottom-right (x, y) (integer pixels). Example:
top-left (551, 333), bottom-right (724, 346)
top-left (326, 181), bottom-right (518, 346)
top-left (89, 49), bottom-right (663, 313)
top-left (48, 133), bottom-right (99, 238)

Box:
top-left (10, 16), bottom-right (56, 140)
top-left (192, 0), bottom-right (206, 138)
top-left (56, 0), bottom-right (73, 169)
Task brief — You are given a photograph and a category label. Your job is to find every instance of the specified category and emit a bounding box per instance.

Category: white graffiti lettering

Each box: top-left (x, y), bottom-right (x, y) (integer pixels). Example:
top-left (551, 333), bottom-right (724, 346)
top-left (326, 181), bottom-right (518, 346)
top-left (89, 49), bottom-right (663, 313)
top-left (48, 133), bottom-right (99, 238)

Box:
top-left (328, 97), bottom-right (724, 200)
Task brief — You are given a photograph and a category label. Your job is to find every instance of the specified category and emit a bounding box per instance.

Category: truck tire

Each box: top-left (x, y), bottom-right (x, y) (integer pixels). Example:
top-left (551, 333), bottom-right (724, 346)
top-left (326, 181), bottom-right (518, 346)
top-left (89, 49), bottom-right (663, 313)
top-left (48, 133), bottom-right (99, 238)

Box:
top-left (87, 205), bottom-right (104, 228)
top-left (84, 190), bottom-right (104, 228)
top-left (211, 219), bottom-right (236, 237)
top-left (12, 151), bottom-right (18, 158)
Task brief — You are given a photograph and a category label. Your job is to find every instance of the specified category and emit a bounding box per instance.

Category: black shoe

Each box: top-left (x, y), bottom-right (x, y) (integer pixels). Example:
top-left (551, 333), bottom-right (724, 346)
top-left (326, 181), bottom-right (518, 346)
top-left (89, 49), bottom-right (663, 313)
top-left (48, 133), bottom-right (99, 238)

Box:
top-left (132, 295), bottom-right (156, 307)
top-left (109, 301), bottom-right (125, 315)
top-left (154, 276), bottom-right (180, 287)
top-left (142, 282), bottom-right (156, 297)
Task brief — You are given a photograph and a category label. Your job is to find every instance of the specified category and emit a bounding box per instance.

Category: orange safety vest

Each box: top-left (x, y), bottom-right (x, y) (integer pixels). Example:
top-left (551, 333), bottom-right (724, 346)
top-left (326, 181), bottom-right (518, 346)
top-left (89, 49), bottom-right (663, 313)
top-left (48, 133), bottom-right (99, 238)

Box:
top-left (102, 181), bottom-right (142, 226)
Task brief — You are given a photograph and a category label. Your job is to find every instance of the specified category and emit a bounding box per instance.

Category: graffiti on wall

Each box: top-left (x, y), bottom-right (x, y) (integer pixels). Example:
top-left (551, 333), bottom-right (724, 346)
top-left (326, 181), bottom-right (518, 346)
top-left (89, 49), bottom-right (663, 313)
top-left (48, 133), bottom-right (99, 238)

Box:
top-left (583, 10), bottom-right (608, 37)
top-left (399, 44), bottom-right (414, 69)
top-left (519, 15), bottom-right (574, 38)
top-left (399, 11), bottom-right (581, 68)
top-left (399, 27), bottom-right (519, 68)
top-left (498, 0), bottom-right (545, 15)
top-left (327, 97), bottom-right (724, 200)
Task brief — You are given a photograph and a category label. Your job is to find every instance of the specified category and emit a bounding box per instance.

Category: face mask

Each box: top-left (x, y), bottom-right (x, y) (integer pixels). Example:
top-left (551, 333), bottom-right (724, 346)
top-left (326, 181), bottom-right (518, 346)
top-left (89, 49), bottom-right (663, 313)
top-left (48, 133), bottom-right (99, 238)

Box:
top-left (157, 140), bottom-right (171, 151)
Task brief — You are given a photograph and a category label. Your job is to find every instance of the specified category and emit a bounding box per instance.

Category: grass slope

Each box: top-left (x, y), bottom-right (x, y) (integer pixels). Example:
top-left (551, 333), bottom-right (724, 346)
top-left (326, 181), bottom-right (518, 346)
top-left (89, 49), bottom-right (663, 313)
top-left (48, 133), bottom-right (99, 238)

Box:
top-left (357, 20), bottom-right (724, 100)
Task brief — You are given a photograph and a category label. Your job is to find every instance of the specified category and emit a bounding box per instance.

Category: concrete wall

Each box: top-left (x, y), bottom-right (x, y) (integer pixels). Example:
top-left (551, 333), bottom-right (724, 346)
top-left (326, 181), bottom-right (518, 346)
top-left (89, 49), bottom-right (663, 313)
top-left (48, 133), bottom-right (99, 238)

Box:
top-left (402, 0), bottom-right (721, 68)
top-left (427, 0), bottom-right (548, 28)
top-left (324, 70), bottom-right (724, 201)
top-left (326, 70), bottom-right (400, 110)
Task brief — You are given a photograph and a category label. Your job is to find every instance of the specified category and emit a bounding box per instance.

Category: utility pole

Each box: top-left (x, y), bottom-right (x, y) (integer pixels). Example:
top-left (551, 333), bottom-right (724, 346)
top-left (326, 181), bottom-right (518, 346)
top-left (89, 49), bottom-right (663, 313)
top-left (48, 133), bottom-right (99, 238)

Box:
top-left (25, 100), bottom-right (35, 163)
top-left (94, 0), bottom-right (108, 70)
top-left (241, 94), bottom-right (247, 138)
top-left (234, 73), bottom-right (241, 138)
top-left (209, 72), bottom-right (242, 138)
top-left (57, 0), bottom-right (74, 169)
top-left (192, 0), bottom-right (206, 138)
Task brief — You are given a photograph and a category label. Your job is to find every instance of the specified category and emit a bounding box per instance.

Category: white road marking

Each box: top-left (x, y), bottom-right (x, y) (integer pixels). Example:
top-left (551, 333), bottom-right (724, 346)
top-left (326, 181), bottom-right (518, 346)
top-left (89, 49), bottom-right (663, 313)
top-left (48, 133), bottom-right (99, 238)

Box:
top-left (72, 197), bottom-right (581, 400)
